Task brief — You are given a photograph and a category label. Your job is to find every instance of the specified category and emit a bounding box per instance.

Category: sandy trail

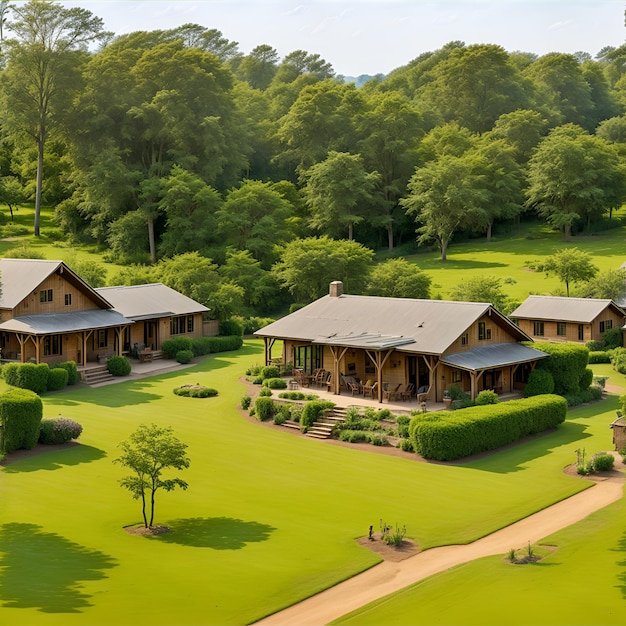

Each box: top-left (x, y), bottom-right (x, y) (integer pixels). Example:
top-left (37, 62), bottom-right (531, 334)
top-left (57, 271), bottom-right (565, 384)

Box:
top-left (255, 474), bottom-right (624, 626)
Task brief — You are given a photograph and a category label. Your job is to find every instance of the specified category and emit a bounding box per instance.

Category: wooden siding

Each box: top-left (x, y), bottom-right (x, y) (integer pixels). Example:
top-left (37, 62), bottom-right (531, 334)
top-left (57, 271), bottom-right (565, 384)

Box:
top-left (13, 273), bottom-right (101, 317)
top-left (445, 313), bottom-right (516, 356)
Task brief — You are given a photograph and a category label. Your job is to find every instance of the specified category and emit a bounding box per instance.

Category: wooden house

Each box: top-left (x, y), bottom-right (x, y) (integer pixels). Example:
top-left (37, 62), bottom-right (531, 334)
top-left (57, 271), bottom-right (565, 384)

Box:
top-left (510, 296), bottom-right (625, 344)
top-left (255, 281), bottom-right (548, 403)
top-left (0, 259), bottom-right (208, 366)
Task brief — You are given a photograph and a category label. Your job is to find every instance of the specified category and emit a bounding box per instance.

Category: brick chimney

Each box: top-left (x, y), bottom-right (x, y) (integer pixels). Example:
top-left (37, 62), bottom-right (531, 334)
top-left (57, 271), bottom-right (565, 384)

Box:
top-left (329, 281), bottom-right (344, 297)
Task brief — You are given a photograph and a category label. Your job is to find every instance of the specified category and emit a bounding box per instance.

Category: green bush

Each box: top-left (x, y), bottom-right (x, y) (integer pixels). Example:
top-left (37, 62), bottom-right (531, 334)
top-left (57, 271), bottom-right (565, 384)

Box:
top-left (564, 386), bottom-right (603, 406)
top-left (603, 327), bottom-right (623, 350)
top-left (246, 364), bottom-right (263, 376)
top-left (591, 452), bottom-right (615, 472)
top-left (17, 363), bottom-right (50, 395)
top-left (300, 400), bottom-right (335, 432)
top-left (55, 360), bottom-right (80, 385)
top-left (398, 438), bottom-right (414, 452)
top-left (252, 376), bottom-right (263, 385)
top-left (277, 391), bottom-right (319, 401)
top-left (475, 390), bottom-right (499, 405)
top-left (219, 318), bottom-right (244, 336)
top-left (173, 384), bottom-right (218, 398)
top-left (47, 367), bottom-right (69, 391)
top-left (409, 394), bottom-right (567, 461)
top-left (107, 355), bottom-right (131, 376)
top-left (273, 412), bottom-right (287, 425)
top-left (254, 397), bottom-right (275, 421)
top-left (39, 416), bottom-right (83, 444)
top-left (338, 430), bottom-right (368, 443)
top-left (176, 350), bottom-right (194, 364)
top-left (259, 387), bottom-right (272, 397)
top-left (241, 395), bottom-right (251, 410)
top-left (0, 388), bottom-right (43, 453)
top-left (3, 363), bottom-right (19, 387)
top-left (203, 335), bottom-right (243, 353)
top-left (529, 342), bottom-right (589, 395)
top-left (240, 316), bottom-right (275, 334)
top-left (585, 339), bottom-right (605, 352)
top-left (579, 367), bottom-right (594, 391)
top-left (191, 337), bottom-right (213, 356)
top-left (524, 368), bottom-right (555, 397)
top-left (289, 404), bottom-right (304, 423)
top-left (612, 347), bottom-right (626, 375)
top-left (263, 377), bottom-right (287, 389)
top-left (367, 433), bottom-right (387, 446)
top-left (260, 365), bottom-right (280, 379)
top-left (161, 336), bottom-right (193, 359)
top-left (588, 351), bottom-right (612, 364)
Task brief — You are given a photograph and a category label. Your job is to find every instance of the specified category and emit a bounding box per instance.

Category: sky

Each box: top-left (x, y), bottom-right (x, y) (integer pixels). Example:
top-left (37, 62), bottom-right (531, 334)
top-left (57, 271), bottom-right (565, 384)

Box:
top-left (54, 0), bottom-right (626, 76)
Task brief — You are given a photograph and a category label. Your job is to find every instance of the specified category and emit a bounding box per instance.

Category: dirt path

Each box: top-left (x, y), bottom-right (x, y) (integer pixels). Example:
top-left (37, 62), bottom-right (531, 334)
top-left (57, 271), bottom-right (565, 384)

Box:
top-left (255, 471), bottom-right (624, 626)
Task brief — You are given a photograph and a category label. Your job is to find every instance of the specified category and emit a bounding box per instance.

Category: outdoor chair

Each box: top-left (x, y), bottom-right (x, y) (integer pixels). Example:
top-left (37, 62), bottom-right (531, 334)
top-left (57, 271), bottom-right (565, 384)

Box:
top-left (401, 383), bottom-right (415, 401)
top-left (383, 383), bottom-right (401, 402)
top-left (362, 381), bottom-right (378, 399)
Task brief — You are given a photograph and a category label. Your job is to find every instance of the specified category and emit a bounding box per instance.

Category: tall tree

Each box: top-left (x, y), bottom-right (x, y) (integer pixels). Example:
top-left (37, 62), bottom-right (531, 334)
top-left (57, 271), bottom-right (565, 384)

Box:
top-left (366, 258), bottom-right (431, 299)
top-left (303, 151), bottom-right (379, 241)
top-left (2, 0), bottom-right (106, 236)
top-left (531, 247), bottom-right (598, 297)
top-left (401, 154), bottom-right (488, 261)
top-left (526, 124), bottom-right (626, 238)
top-left (235, 44), bottom-right (279, 90)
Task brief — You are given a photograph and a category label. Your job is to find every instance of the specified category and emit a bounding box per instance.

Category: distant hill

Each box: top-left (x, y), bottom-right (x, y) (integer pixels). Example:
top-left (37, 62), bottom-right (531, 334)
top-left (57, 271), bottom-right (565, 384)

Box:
top-left (341, 73), bottom-right (386, 88)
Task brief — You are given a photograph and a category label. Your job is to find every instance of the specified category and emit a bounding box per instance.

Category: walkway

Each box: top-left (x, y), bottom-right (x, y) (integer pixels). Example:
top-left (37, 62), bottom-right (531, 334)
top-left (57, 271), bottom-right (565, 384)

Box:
top-left (255, 470), bottom-right (624, 626)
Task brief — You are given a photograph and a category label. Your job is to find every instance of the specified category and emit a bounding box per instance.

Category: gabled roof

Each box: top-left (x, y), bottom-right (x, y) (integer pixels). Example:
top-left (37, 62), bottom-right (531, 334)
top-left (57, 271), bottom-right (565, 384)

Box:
top-left (0, 258), bottom-right (112, 310)
top-left (510, 295), bottom-right (625, 324)
top-left (256, 294), bottom-right (530, 355)
top-left (96, 283), bottom-right (209, 320)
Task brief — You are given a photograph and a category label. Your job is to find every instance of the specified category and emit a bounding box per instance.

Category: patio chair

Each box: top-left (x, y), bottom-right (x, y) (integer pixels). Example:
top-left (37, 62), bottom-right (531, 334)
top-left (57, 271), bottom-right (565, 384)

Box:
top-left (362, 381), bottom-right (378, 399)
top-left (383, 383), bottom-right (401, 402)
top-left (401, 383), bottom-right (415, 401)
top-left (344, 377), bottom-right (362, 396)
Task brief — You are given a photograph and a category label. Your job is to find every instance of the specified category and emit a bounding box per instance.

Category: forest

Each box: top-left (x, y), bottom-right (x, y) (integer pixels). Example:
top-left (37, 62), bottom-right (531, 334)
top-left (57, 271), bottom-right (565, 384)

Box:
top-left (1, 0), bottom-right (626, 325)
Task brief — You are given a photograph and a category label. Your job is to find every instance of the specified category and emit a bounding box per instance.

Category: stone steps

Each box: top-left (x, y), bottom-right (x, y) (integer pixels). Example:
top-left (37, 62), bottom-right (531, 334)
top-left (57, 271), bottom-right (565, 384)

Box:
top-left (82, 365), bottom-right (114, 386)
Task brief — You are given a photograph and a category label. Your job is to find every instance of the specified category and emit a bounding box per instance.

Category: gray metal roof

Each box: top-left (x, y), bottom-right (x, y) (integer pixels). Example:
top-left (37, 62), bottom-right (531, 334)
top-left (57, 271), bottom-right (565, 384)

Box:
top-left (314, 332), bottom-right (416, 350)
top-left (96, 283), bottom-right (209, 319)
top-left (256, 294), bottom-right (530, 355)
top-left (440, 342), bottom-right (549, 372)
top-left (510, 295), bottom-right (624, 323)
top-left (0, 309), bottom-right (132, 334)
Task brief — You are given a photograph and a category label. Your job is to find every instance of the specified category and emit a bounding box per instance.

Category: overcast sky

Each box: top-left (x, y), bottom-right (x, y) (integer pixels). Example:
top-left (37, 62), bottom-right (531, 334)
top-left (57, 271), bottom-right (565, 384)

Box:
top-left (55, 0), bottom-right (626, 76)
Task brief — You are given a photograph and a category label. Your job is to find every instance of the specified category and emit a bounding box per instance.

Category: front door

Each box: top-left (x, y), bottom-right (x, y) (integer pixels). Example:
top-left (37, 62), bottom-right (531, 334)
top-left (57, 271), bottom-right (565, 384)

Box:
top-left (144, 321), bottom-right (158, 350)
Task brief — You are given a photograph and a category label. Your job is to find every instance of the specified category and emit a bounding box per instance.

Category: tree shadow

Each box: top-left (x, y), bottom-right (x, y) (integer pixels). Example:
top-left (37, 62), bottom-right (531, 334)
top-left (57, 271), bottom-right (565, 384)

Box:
top-left (450, 422), bottom-right (592, 474)
top-left (614, 528), bottom-right (626, 599)
top-left (0, 523), bottom-right (117, 613)
top-left (2, 443), bottom-right (106, 473)
top-left (146, 516), bottom-right (276, 549)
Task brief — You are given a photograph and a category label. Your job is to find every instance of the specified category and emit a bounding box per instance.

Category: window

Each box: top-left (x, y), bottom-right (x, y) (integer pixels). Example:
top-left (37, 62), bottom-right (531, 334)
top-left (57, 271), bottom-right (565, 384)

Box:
top-left (170, 315), bottom-right (194, 336)
top-left (533, 321), bottom-right (544, 337)
top-left (39, 289), bottom-right (53, 303)
top-left (557, 322), bottom-right (567, 336)
top-left (451, 369), bottom-right (463, 383)
top-left (65, 293), bottom-right (72, 306)
top-left (44, 335), bottom-right (62, 356)
top-left (461, 332), bottom-right (469, 346)
top-left (578, 324), bottom-right (584, 341)
top-left (600, 320), bottom-right (613, 333)
top-left (97, 329), bottom-right (108, 349)
top-left (478, 323), bottom-right (492, 341)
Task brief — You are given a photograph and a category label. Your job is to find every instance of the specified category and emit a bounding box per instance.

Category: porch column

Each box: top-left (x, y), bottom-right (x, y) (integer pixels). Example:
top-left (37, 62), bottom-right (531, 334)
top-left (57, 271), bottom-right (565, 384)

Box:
top-left (83, 330), bottom-right (93, 365)
top-left (328, 345), bottom-right (349, 395)
top-left (366, 348), bottom-right (394, 403)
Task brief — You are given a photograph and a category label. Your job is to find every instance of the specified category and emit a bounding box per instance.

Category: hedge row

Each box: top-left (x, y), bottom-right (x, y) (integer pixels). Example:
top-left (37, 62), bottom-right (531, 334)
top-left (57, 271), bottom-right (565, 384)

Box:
top-left (528, 342), bottom-right (590, 395)
top-left (0, 388), bottom-right (43, 453)
top-left (161, 335), bottom-right (243, 359)
top-left (409, 394), bottom-right (567, 461)
top-left (3, 361), bottom-right (78, 394)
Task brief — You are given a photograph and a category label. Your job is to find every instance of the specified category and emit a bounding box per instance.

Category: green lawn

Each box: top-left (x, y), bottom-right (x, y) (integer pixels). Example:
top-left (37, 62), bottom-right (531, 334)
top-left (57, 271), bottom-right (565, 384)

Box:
top-left (334, 368), bottom-right (626, 626)
top-left (0, 341), bottom-right (621, 624)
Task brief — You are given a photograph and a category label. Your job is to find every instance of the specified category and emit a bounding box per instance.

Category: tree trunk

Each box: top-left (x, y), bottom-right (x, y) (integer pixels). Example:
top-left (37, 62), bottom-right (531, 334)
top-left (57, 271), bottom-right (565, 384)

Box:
top-left (387, 221), bottom-right (394, 251)
top-left (440, 238), bottom-right (448, 262)
top-left (141, 490), bottom-right (148, 528)
top-left (149, 488), bottom-right (156, 527)
top-left (486, 221), bottom-right (492, 243)
top-left (147, 215), bottom-right (156, 264)
top-left (34, 137), bottom-right (44, 237)
top-left (348, 222), bottom-right (353, 241)
top-left (564, 223), bottom-right (572, 241)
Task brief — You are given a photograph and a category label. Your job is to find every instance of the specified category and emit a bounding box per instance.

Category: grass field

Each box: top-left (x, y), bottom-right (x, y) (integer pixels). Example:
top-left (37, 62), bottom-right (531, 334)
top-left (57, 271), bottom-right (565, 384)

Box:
top-left (334, 366), bottom-right (626, 625)
top-left (0, 341), bottom-right (623, 624)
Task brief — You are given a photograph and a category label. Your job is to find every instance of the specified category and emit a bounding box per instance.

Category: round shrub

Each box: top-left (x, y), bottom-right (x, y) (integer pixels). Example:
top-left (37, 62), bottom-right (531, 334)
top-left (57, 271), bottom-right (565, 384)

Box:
top-left (263, 377), bottom-right (287, 389)
top-left (161, 336), bottom-right (193, 359)
top-left (55, 361), bottom-right (80, 385)
top-left (107, 355), bottom-right (131, 376)
top-left (47, 367), bottom-right (69, 391)
top-left (255, 397), bottom-right (275, 421)
top-left (241, 395), bottom-right (251, 410)
top-left (524, 368), bottom-right (555, 397)
top-left (579, 367), bottom-right (594, 391)
top-left (39, 416), bottom-right (83, 444)
top-left (260, 365), bottom-right (280, 380)
top-left (0, 388), bottom-right (43, 453)
top-left (176, 350), bottom-right (194, 364)
top-left (398, 438), bottom-right (414, 452)
top-left (274, 412), bottom-right (287, 425)
top-left (591, 452), bottom-right (615, 472)
top-left (475, 390), bottom-right (499, 405)
top-left (219, 318), bottom-right (244, 336)
top-left (3, 363), bottom-right (19, 387)
top-left (259, 387), bottom-right (272, 397)
top-left (173, 384), bottom-right (218, 398)
top-left (588, 351), bottom-right (611, 364)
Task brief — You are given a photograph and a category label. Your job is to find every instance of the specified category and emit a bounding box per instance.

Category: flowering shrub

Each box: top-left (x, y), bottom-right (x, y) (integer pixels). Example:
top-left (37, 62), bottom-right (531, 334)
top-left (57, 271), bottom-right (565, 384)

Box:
top-left (39, 416), bottom-right (83, 445)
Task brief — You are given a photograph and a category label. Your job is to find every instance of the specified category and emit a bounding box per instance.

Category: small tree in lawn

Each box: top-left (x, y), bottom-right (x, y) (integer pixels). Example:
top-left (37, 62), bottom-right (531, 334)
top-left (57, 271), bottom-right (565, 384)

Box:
top-left (114, 424), bottom-right (190, 528)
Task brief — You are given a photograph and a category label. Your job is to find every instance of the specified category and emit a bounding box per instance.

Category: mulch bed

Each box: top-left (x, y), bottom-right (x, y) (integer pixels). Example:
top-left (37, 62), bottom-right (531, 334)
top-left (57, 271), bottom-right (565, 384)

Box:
top-left (124, 524), bottom-right (170, 536)
top-left (355, 533), bottom-right (420, 562)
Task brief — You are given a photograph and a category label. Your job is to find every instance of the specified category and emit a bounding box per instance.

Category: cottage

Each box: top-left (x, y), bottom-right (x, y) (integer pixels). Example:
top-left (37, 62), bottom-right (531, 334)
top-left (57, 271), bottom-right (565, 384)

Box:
top-left (255, 281), bottom-right (548, 403)
top-left (510, 296), bottom-right (625, 345)
top-left (0, 259), bottom-right (209, 366)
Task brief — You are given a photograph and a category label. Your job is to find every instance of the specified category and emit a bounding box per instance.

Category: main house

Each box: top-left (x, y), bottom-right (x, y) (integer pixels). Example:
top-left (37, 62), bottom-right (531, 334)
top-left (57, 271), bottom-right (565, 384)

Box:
top-left (255, 281), bottom-right (548, 403)
top-left (0, 259), bottom-right (209, 366)
top-left (509, 296), bottom-right (626, 345)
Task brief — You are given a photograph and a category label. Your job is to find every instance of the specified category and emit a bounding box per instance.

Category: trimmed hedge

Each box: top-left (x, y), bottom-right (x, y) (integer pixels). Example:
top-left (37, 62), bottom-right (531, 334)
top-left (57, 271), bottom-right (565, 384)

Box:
top-left (529, 342), bottom-right (590, 395)
top-left (161, 337), bottom-right (193, 359)
top-left (47, 367), bottom-right (69, 391)
top-left (524, 369), bottom-right (555, 397)
top-left (52, 360), bottom-right (80, 385)
top-left (191, 337), bottom-right (213, 357)
top-left (173, 384), bottom-right (218, 398)
top-left (39, 416), bottom-right (83, 444)
top-left (0, 388), bottom-right (43, 453)
top-left (17, 363), bottom-right (49, 394)
top-left (409, 394), bottom-right (567, 461)
top-left (254, 397), bottom-right (275, 421)
top-left (176, 350), bottom-right (194, 364)
top-left (589, 351), bottom-right (612, 364)
top-left (204, 335), bottom-right (243, 353)
top-left (263, 377), bottom-right (287, 389)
